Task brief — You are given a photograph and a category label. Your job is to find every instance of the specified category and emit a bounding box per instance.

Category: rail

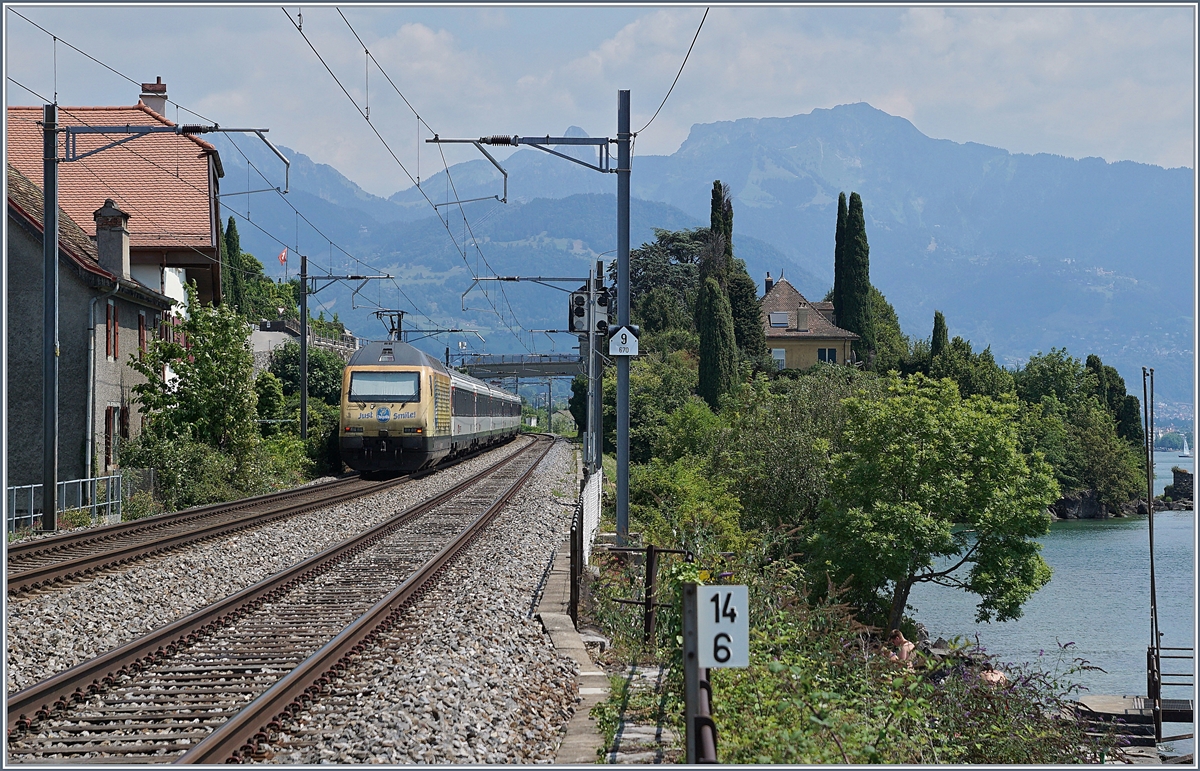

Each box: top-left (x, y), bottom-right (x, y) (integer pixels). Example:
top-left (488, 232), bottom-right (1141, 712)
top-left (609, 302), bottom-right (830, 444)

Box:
top-left (6, 474), bottom-right (121, 532)
top-left (6, 437), bottom-right (552, 760)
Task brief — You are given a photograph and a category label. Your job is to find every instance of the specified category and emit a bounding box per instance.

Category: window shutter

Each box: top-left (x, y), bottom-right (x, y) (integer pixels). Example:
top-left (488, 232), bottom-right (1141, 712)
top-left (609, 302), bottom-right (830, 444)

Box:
top-left (113, 304), bottom-right (119, 357)
top-left (120, 406), bottom-right (130, 439)
top-left (104, 407), bottom-right (114, 468)
top-left (106, 303), bottom-right (113, 357)
top-left (138, 313), bottom-right (147, 356)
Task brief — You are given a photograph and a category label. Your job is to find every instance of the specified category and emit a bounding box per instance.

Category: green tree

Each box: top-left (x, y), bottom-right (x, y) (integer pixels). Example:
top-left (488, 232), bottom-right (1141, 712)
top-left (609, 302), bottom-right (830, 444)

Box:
top-left (636, 286), bottom-right (689, 335)
top-left (1014, 348), bottom-right (1093, 409)
top-left (221, 216), bottom-right (247, 314)
top-left (931, 311), bottom-right (949, 359)
top-left (710, 180), bottom-right (734, 279)
top-left (619, 227), bottom-right (705, 314)
top-left (832, 192), bottom-right (848, 327)
top-left (254, 371), bottom-right (285, 437)
top-left (129, 282), bottom-right (259, 459)
top-left (1063, 400), bottom-right (1143, 508)
top-left (696, 275), bottom-right (738, 411)
top-left (269, 341), bottom-right (346, 406)
top-left (840, 192), bottom-right (875, 362)
top-left (1117, 394), bottom-right (1145, 447)
top-left (728, 260), bottom-right (767, 360)
top-left (930, 336), bottom-right (1016, 399)
top-left (870, 286), bottom-right (909, 373)
top-left (602, 350), bottom-right (697, 461)
top-left (810, 375), bottom-right (1058, 630)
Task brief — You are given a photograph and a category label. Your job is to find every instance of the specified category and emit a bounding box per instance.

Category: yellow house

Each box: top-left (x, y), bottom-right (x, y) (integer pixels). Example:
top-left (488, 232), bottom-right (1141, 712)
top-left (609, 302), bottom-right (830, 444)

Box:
top-left (760, 274), bottom-right (858, 369)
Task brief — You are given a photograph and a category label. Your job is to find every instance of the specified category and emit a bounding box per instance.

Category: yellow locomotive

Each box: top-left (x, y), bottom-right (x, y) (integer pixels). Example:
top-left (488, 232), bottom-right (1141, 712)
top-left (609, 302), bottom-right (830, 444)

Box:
top-left (339, 340), bottom-right (521, 473)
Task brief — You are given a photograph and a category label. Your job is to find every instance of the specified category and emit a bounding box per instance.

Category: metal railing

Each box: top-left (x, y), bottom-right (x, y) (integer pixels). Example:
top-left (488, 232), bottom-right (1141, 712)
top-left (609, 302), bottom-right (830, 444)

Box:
top-left (6, 474), bottom-right (122, 532)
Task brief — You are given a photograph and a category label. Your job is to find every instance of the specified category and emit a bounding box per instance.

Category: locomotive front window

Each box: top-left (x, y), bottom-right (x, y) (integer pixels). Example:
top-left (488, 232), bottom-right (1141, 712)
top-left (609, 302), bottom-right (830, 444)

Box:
top-left (349, 371), bottom-right (420, 402)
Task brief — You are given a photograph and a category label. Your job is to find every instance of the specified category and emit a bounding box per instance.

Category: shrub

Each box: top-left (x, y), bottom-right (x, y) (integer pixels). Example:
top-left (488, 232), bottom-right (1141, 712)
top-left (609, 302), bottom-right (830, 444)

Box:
top-left (121, 490), bottom-right (161, 521)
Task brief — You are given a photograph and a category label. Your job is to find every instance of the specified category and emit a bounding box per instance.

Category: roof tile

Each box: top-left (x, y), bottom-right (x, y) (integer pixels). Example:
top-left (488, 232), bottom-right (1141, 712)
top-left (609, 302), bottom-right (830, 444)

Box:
top-left (7, 103), bottom-right (215, 251)
top-left (761, 278), bottom-right (859, 340)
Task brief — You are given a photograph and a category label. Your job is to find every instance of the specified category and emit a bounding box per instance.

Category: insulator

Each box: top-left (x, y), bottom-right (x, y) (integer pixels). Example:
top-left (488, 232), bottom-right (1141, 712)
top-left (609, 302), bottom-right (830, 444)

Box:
top-left (482, 135), bottom-right (516, 146)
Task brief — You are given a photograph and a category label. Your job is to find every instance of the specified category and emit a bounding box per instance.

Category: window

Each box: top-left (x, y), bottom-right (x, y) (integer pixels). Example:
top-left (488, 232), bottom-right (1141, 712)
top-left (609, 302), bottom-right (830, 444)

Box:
top-left (105, 302), bottom-right (114, 358)
top-left (818, 348), bottom-right (837, 363)
top-left (348, 371), bottom-right (420, 402)
top-left (104, 405), bottom-right (121, 469)
top-left (771, 348), bottom-right (787, 369)
top-left (769, 311), bottom-right (789, 328)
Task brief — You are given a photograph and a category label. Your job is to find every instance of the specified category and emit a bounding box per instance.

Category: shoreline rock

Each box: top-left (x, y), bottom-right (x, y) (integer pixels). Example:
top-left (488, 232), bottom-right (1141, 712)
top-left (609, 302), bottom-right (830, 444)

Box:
top-left (1048, 490), bottom-right (1193, 521)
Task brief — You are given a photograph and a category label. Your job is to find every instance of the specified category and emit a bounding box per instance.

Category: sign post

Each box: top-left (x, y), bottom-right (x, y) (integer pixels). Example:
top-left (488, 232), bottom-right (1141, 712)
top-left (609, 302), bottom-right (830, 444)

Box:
top-left (682, 583), bottom-right (749, 763)
top-left (608, 326), bottom-right (639, 357)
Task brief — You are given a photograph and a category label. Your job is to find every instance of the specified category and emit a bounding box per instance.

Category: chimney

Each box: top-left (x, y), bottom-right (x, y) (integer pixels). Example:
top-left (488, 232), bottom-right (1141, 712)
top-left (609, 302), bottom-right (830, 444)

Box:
top-left (764, 272), bottom-right (774, 294)
top-left (796, 305), bottom-right (809, 332)
top-left (94, 199), bottom-right (131, 280)
top-left (140, 76), bottom-right (167, 115)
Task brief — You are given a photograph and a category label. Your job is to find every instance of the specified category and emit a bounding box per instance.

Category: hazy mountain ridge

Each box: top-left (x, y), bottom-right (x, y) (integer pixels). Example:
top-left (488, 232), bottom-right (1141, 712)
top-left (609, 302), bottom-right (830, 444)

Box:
top-left (211, 104), bottom-right (1194, 404)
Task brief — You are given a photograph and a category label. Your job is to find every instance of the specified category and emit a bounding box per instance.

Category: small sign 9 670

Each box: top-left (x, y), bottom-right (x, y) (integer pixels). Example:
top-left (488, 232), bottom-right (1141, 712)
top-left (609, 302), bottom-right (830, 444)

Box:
top-left (608, 326), bottom-right (639, 356)
top-left (695, 585), bottom-right (749, 668)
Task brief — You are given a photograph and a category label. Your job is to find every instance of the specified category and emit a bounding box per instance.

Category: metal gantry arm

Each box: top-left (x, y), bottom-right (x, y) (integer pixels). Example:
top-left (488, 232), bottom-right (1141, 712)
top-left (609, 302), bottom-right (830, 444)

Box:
top-left (429, 134), bottom-right (613, 174)
top-left (422, 138), bottom-right (510, 206)
top-left (62, 124), bottom-right (291, 194)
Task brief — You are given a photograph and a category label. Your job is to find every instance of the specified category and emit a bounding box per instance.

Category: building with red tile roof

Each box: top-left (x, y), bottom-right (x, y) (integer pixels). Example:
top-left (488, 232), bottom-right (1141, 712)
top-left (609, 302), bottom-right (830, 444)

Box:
top-left (8, 162), bottom-right (174, 493)
top-left (760, 273), bottom-right (858, 369)
top-left (6, 78), bottom-right (224, 305)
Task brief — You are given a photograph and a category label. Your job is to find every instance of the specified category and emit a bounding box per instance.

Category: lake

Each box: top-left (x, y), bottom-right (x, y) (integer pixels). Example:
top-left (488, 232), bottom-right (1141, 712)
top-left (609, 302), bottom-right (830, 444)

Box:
top-left (909, 452), bottom-right (1195, 755)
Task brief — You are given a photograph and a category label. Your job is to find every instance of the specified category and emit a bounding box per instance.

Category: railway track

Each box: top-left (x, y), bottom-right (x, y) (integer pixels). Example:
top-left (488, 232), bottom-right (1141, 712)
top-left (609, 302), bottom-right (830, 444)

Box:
top-left (6, 436), bottom-right (552, 764)
top-left (6, 444), bottom-right (508, 597)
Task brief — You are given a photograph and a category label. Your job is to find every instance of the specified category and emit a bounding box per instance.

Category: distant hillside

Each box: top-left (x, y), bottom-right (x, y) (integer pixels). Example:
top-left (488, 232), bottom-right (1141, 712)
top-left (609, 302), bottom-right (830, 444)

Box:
top-left (210, 104), bottom-right (1194, 404)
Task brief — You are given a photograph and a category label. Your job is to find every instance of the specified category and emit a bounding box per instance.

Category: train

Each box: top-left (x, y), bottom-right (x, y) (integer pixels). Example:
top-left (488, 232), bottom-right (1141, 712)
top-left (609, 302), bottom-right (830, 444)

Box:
top-left (338, 340), bottom-right (522, 473)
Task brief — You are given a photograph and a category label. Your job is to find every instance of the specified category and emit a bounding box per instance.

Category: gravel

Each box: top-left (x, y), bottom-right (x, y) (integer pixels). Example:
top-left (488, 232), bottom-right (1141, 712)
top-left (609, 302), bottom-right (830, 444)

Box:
top-left (263, 439), bottom-right (580, 765)
top-left (5, 438), bottom-right (534, 695)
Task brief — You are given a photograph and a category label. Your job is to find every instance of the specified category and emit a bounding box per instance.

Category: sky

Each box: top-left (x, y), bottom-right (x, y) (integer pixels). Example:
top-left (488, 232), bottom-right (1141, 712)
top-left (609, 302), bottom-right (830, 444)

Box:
top-left (4, 4), bottom-right (1196, 199)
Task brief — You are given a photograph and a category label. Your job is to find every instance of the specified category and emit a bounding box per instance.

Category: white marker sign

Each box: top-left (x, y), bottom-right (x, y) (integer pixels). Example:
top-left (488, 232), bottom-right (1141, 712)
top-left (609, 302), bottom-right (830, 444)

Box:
top-left (608, 327), bottom-right (639, 356)
top-left (696, 585), bottom-right (749, 668)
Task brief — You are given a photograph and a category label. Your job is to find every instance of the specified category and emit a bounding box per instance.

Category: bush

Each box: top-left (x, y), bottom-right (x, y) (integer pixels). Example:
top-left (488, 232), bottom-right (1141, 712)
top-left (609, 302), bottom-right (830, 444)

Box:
top-left (121, 490), bottom-right (161, 521)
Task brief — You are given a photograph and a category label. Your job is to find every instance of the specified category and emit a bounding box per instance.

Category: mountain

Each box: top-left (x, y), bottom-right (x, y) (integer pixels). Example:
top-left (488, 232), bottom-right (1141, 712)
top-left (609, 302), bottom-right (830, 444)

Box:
top-left (209, 105), bottom-right (1194, 405)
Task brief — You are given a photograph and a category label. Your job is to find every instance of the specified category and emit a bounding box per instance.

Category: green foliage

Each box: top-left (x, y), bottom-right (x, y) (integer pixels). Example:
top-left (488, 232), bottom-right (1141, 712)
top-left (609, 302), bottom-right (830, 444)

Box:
top-left (930, 336), bottom-right (1016, 399)
top-left (269, 341), bottom-right (346, 406)
top-left (728, 259), bottom-right (767, 360)
top-left (840, 192), bottom-right (875, 361)
top-left (656, 396), bottom-right (723, 463)
top-left (121, 490), bottom-right (161, 522)
top-left (629, 456), bottom-right (749, 556)
top-left (1157, 431), bottom-right (1186, 451)
top-left (696, 276), bottom-right (737, 411)
top-left (869, 285), bottom-right (909, 374)
top-left (621, 227), bottom-right (705, 315)
top-left (930, 310), bottom-right (949, 359)
top-left (254, 371), bottom-right (286, 437)
top-left (710, 180), bottom-right (734, 278)
top-left (1063, 399), bottom-right (1144, 508)
top-left (810, 375), bottom-right (1057, 630)
top-left (1117, 394), bottom-right (1145, 447)
top-left (221, 216), bottom-right (247, 316)
top-left (602, 350), bottom-right (697, 462)
top-left (129, 282), bottom-right (258, 459)
top-left (1014, 348), bottom-right (1094, 409)
top-left (714, 369), bottom-right (881, 548)
top-left (832, 192), bottom-right (848, 326)
top-left (636, 285), bottom-right (689, 335)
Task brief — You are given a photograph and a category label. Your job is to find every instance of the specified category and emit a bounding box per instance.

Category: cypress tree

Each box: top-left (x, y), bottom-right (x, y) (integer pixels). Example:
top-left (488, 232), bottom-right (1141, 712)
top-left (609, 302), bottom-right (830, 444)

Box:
top-left (832, 192), bottom-right (848, 326)
top-left (842, 192), bottom-right (875, 361)
top-left (704, 180), bottom-right (766, 359)
top-left (223, 216), bottom-right (245, 314)
top-left (697, 275), bottom-right (737, 411)
top-left (931, 311), bottom-right (949, 359)
top-left (728, 261), bottom-right (767, 359)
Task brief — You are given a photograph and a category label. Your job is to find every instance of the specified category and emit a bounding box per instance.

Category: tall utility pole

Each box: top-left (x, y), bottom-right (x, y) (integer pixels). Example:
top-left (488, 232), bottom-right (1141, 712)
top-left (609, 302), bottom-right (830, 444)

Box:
top-left (42, 104), bottom-right (60, 531)
top-left (615, 90), bottom-right (631, 545)
top-left (428, 88), bottom-right (632, 543)
top-left (300, 253), bottom-right (308, 440)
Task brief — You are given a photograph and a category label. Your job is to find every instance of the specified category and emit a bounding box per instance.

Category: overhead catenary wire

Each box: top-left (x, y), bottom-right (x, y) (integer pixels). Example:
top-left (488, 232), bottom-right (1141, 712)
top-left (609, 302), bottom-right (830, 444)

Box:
top-left (7, 76), bottom-right (419, 328)
top-left (7, 63), bottom-right (435, 330)
top-left (334, 7), bottom-right (530, 343)
top-left (634, 7), bottom-right (709, 146)
top-left (336, 8), bottom-right (533, 349)
top-left (294, 7), bottom-right (532, 351)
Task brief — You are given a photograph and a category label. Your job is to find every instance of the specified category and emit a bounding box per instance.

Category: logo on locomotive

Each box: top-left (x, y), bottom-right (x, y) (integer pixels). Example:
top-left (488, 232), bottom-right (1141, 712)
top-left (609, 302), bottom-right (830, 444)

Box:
top-left (376, 407), bottom-right (391, 423)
